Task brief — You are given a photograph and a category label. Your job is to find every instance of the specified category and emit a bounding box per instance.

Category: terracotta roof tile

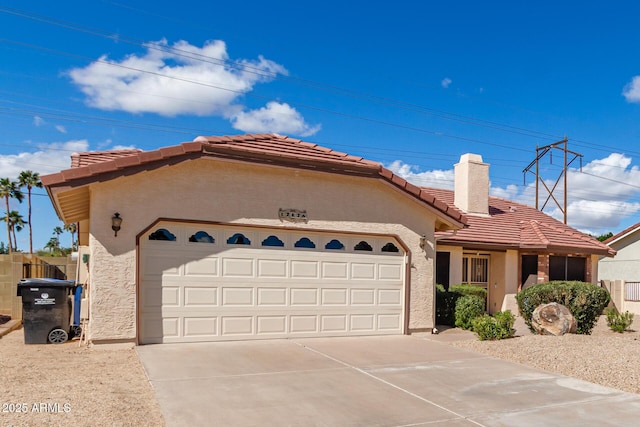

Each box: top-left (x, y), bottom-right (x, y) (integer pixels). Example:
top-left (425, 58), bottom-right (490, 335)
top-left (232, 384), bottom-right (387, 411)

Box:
top-left (429, 187), bottom-right (615, 256)
top-left (42, 134), bottom-right (468, 228)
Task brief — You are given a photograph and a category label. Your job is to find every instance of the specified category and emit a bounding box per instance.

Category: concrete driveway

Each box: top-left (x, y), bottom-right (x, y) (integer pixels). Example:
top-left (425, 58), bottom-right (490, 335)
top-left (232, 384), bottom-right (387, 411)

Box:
top-left (136, 335), bottom-right (640, 426)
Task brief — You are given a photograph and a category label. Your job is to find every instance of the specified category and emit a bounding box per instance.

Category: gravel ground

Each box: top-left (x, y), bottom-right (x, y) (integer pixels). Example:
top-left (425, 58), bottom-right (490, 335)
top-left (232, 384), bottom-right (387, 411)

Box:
top-left (0, 329), bottom-right (165, 427)
top-left (447, 315), bottom-right (640, 395)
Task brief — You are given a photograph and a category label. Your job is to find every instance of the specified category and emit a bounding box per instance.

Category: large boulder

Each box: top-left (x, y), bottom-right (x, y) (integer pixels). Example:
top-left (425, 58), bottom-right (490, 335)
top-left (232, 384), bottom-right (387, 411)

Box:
top-left (532, 302), bottom-right (577, 336)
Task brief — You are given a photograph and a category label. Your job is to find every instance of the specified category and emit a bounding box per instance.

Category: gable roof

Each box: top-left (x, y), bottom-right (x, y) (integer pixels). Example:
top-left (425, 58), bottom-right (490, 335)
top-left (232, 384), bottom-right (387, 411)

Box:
top-left (42, 133), bottom-right (467, 229)
top-left (427, 187), bottom-right (615, 256)
top-left (603, 221), bottom-right (640, 247)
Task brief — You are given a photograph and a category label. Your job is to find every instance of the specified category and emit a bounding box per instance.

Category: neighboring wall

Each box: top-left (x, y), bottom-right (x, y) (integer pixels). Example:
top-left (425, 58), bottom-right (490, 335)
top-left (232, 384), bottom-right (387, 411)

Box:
top-left (601, 280), bottom-right (640, 315)
top-left (0, 254), bottom-right (77, 319)
top-left (598, 232), bottom-right (640, 281)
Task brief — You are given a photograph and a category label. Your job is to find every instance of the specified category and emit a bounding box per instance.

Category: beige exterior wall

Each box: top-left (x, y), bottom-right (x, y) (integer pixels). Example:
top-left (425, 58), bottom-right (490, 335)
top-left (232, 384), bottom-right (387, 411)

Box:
top-left (436, 246), bottom-right (520, 315)
top-left (86, 158), bottom-right (444, 342)
top-left (598, 232), bottom-right (640, 282)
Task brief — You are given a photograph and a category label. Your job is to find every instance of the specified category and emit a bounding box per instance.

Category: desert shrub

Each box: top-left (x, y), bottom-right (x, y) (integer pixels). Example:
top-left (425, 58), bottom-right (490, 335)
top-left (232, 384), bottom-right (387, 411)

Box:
top-left (454, 295), bottom-right (485, 330)
top-left (605, 308), bottom-right (634, 333)
top-left (472, 310), bottom-right (516, 341)
top-left (436, 284), bottom-right (488, 327)
top-left (516, 281), bottom-right (610, 335)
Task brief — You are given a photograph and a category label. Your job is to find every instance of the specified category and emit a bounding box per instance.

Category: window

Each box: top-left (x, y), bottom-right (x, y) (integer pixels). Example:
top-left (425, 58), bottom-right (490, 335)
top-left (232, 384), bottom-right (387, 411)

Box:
top-left (381, 242), bottom-right (399, 253)
top-left (294, 237), bottom-right (316, 249)
top-left (462, 255), bottom-right (489, 286)
top-left (227, 233), bottom-right (251, 245)
top-left (262, 235), bottom-right (284, 247)
top-left (149, 228), bottom-right (176, 241)
top-left (325, 239), bottom-right (345, 250)
top-left (549, 256), bottom-right (585, 281)
top-left (354, 241), bottom-right (373, 251)
top-left (189, 231), bottom-right (215, 243)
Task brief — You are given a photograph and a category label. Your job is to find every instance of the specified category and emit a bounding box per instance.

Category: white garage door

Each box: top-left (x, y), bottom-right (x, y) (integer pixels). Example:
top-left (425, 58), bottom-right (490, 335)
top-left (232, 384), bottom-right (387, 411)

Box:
top-left (139, 223), bottom-right (406, 344)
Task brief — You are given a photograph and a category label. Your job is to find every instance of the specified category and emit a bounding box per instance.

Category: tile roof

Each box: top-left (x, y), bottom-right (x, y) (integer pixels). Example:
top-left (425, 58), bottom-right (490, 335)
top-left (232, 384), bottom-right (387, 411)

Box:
top-left (604, 221), bottom-right (640, 246)
top-left (42, 133), bottom-right (467, 227)
top-left (427, 187), bottom-right (615, 256)
top-left (70, 149), bottom-right (143, 168)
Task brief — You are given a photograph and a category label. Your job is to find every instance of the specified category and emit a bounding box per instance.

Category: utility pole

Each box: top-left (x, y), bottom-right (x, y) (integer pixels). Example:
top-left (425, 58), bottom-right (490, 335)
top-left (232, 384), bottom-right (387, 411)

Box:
top-left (522, 137), bottom-right (583, 224)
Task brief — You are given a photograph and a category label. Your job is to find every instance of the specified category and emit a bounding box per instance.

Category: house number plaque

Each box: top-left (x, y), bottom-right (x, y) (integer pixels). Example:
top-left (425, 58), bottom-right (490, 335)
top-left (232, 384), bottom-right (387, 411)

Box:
top-left (279, 208), bottom-right (308, 223)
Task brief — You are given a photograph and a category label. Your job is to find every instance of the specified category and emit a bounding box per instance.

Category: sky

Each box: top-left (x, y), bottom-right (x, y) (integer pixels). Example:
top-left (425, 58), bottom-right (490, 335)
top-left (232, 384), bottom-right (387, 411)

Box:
top-left (2, 1), bottom-right (640, 251)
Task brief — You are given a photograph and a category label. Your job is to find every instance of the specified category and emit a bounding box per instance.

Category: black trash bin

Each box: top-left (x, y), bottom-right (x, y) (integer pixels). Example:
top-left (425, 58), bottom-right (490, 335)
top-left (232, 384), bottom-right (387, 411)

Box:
top-left (17, 278), bottom-right (76, 344)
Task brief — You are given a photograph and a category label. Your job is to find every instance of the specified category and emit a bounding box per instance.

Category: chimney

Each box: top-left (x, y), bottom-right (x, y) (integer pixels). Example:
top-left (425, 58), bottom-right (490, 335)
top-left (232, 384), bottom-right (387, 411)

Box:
top-left (454, 153), bottom-right (489, 216)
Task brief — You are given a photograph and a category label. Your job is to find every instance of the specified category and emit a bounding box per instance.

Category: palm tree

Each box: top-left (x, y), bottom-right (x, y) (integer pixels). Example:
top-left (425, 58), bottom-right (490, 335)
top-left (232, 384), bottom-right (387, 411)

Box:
top-left (64, 222), bottom-right (77, 251)
top-left (0, 178), bottom-right (24, 255)
top-left (1, 210), bottom-right (26, 251)
top-left (18, 171), bottom-right (42, 254)
top-left (44, 236), bottom-right (60, 254)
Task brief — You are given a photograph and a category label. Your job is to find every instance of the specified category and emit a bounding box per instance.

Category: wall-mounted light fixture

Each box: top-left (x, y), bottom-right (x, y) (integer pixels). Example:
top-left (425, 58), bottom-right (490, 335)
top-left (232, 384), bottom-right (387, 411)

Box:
top-left (111, 212), bottom-right (122, 237)
top-left (419, 234), bottom-right (427, 251)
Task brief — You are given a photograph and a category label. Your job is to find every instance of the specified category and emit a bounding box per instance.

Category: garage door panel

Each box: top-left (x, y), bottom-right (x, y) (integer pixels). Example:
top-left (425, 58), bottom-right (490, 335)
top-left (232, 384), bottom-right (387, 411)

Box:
top-left (321, 288), bottom-right (348, 305)
top-left (322, 262), bottom-right (348, 278)
top-left (222, 258), bottom-right (255, 277)
top-left (378, 289), bottom-right (402, 305)
top-left (257, 288), bottom-right (287, 305)
top-left (291, 260), bottom-right (319, 278)
top-left (184, 287), bottom-right (218, 306)
top-left (222, 287), bottom-right (254, 306)
top-left (290, 315), bottom-right (318, 333)
top-left (379, 263), bottom-right (403, 280)
top-left (184, 256), bottom-right (219, 277)
top-left (257, 259), bottom-right (288, 277)
top-left (351, 289), bottom-right (375, 305)
top-left (140, 224), bottom-right (406, 343)
top-left (350, 314), bottom-right (375, 331)
top-left (321, 315), bottom-right (348, 332)
top-left (351, 263), bottom-right (376, 280)
top-left (378, 314), bottom-right (402, 330)
top-left (257, 316), bottom-right (287, 334)
top-left (221, 316), bottom-right (254, 335)
top-left (290, 288), bottom-right (319, 305)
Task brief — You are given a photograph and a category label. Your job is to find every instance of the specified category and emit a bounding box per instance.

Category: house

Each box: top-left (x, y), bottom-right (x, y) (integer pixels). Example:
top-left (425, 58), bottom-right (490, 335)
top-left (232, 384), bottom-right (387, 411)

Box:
top-left (598, 223), bottom-right (640, 314)
top-left (431, 154), bottom-right (616, 314)
top-left (42, 134), bottom-right (467, 344)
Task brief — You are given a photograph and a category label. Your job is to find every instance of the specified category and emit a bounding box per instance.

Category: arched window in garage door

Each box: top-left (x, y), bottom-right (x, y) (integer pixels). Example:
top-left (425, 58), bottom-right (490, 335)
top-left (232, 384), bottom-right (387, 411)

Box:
top-left (261, 235), bottom-right (285, 247)
top-left (149, 228), bottom-right (176, 241)
top-left (189, 231), bottom-right (215, 243)
top-left (354, 241), bottom-right (373, 251)
top-left (227, 233), bottom-right (251, 245)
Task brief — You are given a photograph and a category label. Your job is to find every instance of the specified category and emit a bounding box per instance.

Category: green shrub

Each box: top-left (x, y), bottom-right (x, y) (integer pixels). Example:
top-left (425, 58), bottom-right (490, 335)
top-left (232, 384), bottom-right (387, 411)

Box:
top-left (436, 284), bottom-right (487, 326)
top-left (472, 310), bottom-right (516, 340)
top-left (450, 283), bottom-right (488, 300)
top-left (454, 295), bottom-right (485, 330)
top-left (516, 281), bottom-right (610, 335)
top-left (605, 308), bottom-right (634, 333)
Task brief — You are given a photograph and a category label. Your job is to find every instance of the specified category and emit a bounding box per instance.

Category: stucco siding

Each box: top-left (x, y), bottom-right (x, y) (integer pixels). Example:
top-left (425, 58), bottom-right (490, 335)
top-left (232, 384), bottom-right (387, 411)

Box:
top-left (86, 158), bottom-right (441, 342)
top-left (599, 234), bottom-right (640, 281)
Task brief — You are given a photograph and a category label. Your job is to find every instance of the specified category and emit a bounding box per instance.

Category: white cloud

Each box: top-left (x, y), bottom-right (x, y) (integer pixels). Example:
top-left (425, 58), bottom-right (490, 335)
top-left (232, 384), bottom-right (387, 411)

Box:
top-left (231, 102), bottom-right (321, 137)
top-left (0, 140), bottom-right (89, 178)
top-left (623, 76), bottom-right (640, 102)
top-left (387, 153), bottom-right (640, 234)
top-left (55, 125), bottom-right (67, 134)
top-left (33, 116), bottom-right (45, 127)
top-left (68, 39), bottom-right (288, 117)
top-left (385, 160), bottom-right (454, 189)
top-left (441, 77), bottom-right (452, 89)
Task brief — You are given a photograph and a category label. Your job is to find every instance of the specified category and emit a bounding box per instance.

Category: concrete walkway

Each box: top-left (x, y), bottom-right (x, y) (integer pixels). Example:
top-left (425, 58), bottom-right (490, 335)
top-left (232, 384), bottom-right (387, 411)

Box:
top-left (137, 335), bottom-right (640, 426)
